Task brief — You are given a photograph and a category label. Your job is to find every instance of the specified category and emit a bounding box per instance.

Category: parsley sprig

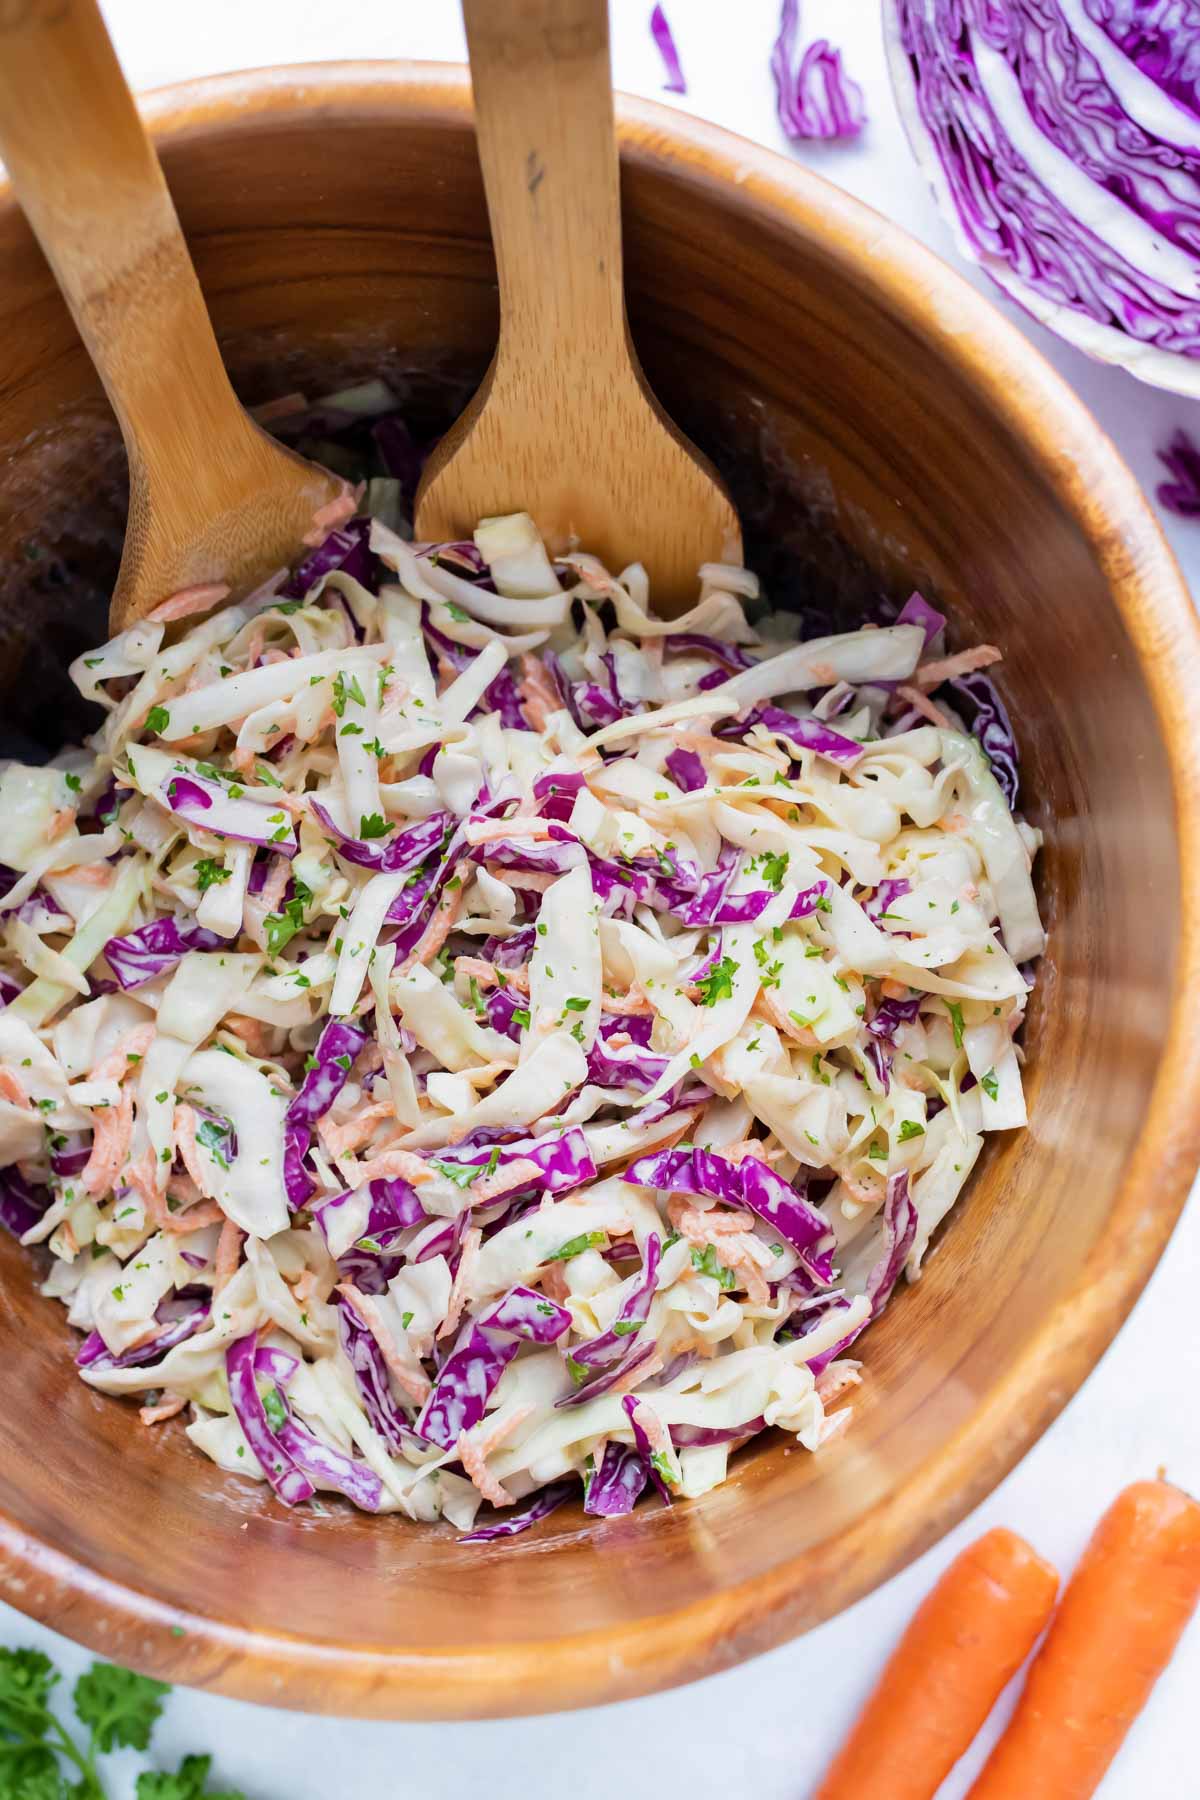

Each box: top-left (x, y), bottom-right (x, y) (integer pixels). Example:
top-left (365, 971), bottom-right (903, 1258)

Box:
top-left (0, 1646), bottom-right (247, 1797)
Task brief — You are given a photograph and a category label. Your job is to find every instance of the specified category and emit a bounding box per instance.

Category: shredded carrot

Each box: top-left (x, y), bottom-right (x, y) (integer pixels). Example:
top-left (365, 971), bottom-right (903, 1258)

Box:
top-left (895, 684), bottom-right (954, 729)
top-left (125, 1147), bottom-right (165, 1206)
top-left (300, 485), bottom-right (358, 548)
top-left (213, 1218), bottom-right (243, 1294)
top-left (139, 1392), bottom-right (189, 1425)
top-left (146, 582), bottom-right (231, 624)
top-left (250, 391), bottom-right (308, 425)
top-left (241, 620), bottom-right (270, 670)
top-left (665, 1198), bottom-right (770, 1299)
top-left (539, 1261), bottom-right (570, 1303)
top-left (0, 1069), bottom-right (32, 1110)
top-left (88, 1023), bottom-right (156, 1086)
top-left (629, 1399), bottom-right (674, 1465)
top-left (916, 644), bottom-right (1001, 689)
top-left (602, 982), bottom-right (658, 1016)
top-left (720, 1238), bottom-right (772, 1304)
top-left (55, 862), bottom-right (113, 887)
top-left (352, 1041), bottom-right (385, 1079)
top-left (354, 1147), bottom-right (434, 1186)
top-left (457, 1406), bottom-right (535, 1510)
top-left (671, 729), bottom-right (733, 756)
top-left (457, 1432), bottom-right (515, 1508)
top-left (470, 1157), bottom-right (542, 1206)
top-left (459, 1060), bottom-right (511, 1089)
top-left (288, 1268), bottom-right (319, 1305)
top-left (482, 1405), bottom-right (534, 1455)
top-left (224, 1014), bottom-right (277, 1057)
top-left (841, 1168), bottom-right (886, 1209)
top-left (453, 957), bottom-right (530, 993)
top-left (167, 1199), bottom-right (225, 1235)
top-left (464, 817), bottom-right (554, 845)
top-left (516, 653), bottom-right (560, 730)
top-left (47, 808), bottom-right (76, 841)
top-left (129, 1148), bottom-right (223, 1234)
top-left (173, 1103), bottom-right (216, 1199)
top-left (609, 1350), bottom-right (664, 1395)
top-left (336, 1283), bottom-right (431, 1405)
top-left (667, 1196), bottom-right (757, 1240)
top-left (621, 1112), bottom-right (698, 1160)
top-left (317, 1099), bottom-right (394, 1161)
top-left (316, 1101), bottom-right (392, 1159)
top-left (439, 1226), bottom-right (482, 1341)
top-left (166, 1168), bottom-right (202, 1202)
top-left (814, 1527), bottom-right (1059, 1800)
top-left (486, 864), bottom-right (557, 892)
top-left (398, 865), bottom-right (468, 974)
top-left (752, 988), bottom-right (819, 1044)
top-left (940, 812), bottom-right (970, 835)
top-left (815, 1360), bottom-right (862, 1406)
top-left (379, 674), bottom-right (411, 711)
top-left (259, 855), bottom-right (291, 913)
top-left (967, 1481), bottom-right (1200, 1799)
top-left (81, 1088), bottom-right (133, 1196)
top-left (717, 1138), bottom-right (770, 1167)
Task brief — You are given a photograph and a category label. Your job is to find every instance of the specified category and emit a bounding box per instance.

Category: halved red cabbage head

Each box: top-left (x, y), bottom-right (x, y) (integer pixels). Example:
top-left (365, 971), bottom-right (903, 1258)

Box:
top-left (886, 0), bottom-right (1200, 393)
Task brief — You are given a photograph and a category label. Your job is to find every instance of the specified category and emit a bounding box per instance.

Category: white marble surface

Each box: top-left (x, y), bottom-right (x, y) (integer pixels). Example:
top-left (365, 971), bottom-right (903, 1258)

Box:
top-left (3, 3), bottom-right (1199, 1795)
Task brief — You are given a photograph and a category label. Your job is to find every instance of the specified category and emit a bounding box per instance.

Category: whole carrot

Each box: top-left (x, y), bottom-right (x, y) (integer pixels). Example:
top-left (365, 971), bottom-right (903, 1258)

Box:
top-left (967, 1480), bottom-right (1200, 1799)
top-left (814, 1527), bottom-right (1058, 1800)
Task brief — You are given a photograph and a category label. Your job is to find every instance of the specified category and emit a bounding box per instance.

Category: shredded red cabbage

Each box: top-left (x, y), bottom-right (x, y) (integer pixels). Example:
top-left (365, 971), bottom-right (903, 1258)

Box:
top-left (772, 0), bottom-right (866, 141)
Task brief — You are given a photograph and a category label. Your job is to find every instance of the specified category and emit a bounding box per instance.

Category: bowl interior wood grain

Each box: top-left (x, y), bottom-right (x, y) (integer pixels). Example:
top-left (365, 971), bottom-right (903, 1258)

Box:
top-left (0, 65), bottom-right (1197, 1720)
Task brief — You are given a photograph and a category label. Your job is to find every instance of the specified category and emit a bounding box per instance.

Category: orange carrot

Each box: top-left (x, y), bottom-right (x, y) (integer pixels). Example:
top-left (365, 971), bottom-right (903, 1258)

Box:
top-left (967, 1480), bottom-right (1200, 1799)
top-left (814, 1528), bottom-right (1058, 1800)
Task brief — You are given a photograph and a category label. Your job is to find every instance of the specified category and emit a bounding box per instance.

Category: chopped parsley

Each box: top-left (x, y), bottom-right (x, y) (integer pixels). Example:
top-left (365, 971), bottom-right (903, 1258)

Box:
top-left (431, 1159), bottom-right (476, 1189)
top-left (262, 878), bottom-right (313, 958)
top-left (194, 858), bottom-right (229, 893)
top-left (261, 1386), bottom-right (288, 1432)
top-left (758, 849), bottom-right (790, 891)
top-left (194, 1118), bottom-right (231, 1170)
top-left (331, 670), bottom-right (366, 717)
top-left (690, 1244), bottom-right (736, 1290)
top-left (547, 1230), bottom-right (606, 1262)
top-left (696, 955), bottom-right (737, 1006)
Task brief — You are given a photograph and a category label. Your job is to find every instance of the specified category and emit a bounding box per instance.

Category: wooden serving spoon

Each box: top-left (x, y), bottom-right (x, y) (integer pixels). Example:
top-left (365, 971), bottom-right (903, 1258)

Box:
top-left (415, 0), bottom-right (742, 611)
top-left (0, 0), bottom-right (347, 634)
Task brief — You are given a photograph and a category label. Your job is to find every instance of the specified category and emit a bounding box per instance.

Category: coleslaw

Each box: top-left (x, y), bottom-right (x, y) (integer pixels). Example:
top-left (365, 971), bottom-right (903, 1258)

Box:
top-left (0, 398), bottom-right (1044, 1536)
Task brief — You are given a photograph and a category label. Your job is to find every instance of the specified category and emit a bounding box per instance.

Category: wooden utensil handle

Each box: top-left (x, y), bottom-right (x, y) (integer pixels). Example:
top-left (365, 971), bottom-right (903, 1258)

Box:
top-left (461, 0), bottom-right (625, 369)
top-left (0, 0), bottom-right (237, 456)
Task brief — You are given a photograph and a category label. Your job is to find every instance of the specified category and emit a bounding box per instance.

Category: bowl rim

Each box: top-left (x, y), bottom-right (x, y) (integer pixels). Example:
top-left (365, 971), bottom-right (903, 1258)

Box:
top-left (2, 58), bottom-right (1199, 1720)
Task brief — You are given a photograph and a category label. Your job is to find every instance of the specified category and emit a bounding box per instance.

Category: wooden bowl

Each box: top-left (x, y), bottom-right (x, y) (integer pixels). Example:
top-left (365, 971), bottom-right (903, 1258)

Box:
top-left (0, 64), bottom-right (1198, 1721)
